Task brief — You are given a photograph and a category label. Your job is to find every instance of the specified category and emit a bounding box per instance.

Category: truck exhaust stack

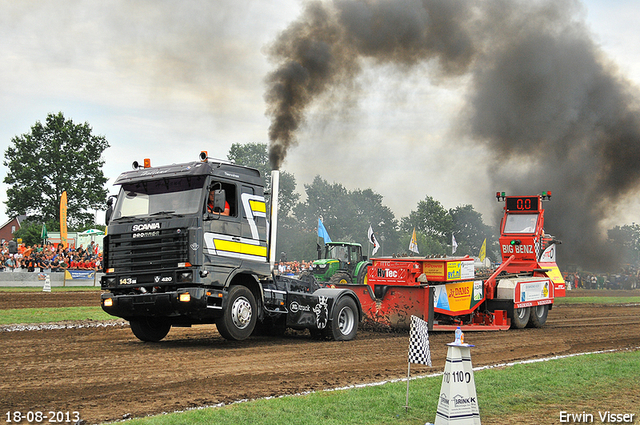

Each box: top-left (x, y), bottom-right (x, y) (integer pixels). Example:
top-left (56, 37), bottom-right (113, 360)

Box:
top-left (269, 169), bottom-right (280, 271)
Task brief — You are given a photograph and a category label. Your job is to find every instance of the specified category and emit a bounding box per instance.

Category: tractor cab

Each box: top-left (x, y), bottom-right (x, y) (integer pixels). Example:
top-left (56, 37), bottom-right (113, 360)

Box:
top-left (308, 242), bottom-right (370, 285)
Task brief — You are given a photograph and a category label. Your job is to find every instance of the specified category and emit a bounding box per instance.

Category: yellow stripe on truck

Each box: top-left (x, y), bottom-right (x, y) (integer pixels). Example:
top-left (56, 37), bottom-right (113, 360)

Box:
top-left (214, 239), bottom-right (267, 257)
top-left (249, 199), bottom-right (266, 213)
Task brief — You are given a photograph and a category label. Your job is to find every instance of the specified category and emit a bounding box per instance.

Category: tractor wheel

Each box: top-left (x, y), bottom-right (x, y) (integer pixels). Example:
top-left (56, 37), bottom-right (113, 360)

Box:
top-left (527, 304), bottom-right (549, 328)
top-left (324, 296), bottom-right (358, 341)
top-left (509, 305), bottom-right (530, 329)
top-left (129, 318), bottom-right (171, 342)
top-left (356, 262), bottom-right (371, 285)
top-left (329, 271), bottom-right (352, 285)
top-left (216, 285), bottom-right (257, 341)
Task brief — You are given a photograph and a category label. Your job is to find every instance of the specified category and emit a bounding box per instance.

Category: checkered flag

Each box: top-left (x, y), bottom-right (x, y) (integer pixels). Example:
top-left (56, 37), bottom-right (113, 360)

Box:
top-left (408, 315), bottom-right (432, 366)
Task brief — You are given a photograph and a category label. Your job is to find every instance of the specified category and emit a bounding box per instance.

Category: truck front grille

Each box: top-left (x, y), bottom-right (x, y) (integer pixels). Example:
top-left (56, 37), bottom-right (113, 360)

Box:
top-left (107, 228), bottom-right (189, 272)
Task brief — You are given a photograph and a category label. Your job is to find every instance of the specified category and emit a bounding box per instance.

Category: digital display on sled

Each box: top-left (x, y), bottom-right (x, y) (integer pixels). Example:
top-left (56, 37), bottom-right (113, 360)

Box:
top-left (506, 196), bottom-right (539, 212)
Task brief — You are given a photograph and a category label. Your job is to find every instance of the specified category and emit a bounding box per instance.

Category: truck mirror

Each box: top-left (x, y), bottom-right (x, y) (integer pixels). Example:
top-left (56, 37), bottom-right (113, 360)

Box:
top-left (105, 197), bottom-right (114, 225)
top-left (212, 189), bottom-right (226, 213)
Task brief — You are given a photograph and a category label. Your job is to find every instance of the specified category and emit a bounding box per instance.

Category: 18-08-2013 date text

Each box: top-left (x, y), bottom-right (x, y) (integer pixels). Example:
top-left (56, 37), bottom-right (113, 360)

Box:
top-left (5, 411), bottom-right (81, 423)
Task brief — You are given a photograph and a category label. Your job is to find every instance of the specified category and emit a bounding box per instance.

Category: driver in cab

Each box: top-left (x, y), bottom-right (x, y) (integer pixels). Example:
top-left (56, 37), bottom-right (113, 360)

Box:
top-left (208, 190), bottom-right (230, 216)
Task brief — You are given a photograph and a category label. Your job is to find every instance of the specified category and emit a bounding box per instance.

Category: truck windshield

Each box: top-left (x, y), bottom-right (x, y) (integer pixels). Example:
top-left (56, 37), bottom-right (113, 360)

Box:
top-left (504, 213), bottom-right (539, 234)
top-left (111, 176), bottom-right (206, 220)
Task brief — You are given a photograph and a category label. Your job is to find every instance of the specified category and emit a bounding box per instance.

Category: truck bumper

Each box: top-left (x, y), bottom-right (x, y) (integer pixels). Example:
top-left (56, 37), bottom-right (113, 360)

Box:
top-left (101, 287), bottom-right (224, 324)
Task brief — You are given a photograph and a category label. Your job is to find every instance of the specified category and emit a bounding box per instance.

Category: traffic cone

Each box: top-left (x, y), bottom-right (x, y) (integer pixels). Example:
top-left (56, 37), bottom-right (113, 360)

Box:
top-left (42, 275), bottom-right (51, 292)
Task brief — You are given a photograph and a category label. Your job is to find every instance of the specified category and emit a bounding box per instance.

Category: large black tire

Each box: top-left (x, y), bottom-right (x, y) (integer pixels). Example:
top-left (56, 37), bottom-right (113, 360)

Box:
top-left (216, 285), bottom-right (257, 341)
top-left (527, 304), bottom-right (549, 328)
top-left (329, 271), bottom-right (352, 285)
top-left (324, 296), bottom-right (358, 341)
top-left (129, 318), bottom-right (171, 342)
top-left (356, 262), bottom-right (371, 285)
top-left (509, 305), bottom-right (530, 329)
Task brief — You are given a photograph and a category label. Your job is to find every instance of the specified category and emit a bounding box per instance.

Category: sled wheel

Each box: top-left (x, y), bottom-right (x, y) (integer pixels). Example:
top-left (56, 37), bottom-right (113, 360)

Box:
top-left (325, 296), bottom-right (358, 341)
top-left (129, 318), bottom-right (171, 342)
top-left (527, 304), bottom-right (549, 328)
top-left (217, 285), bottom-right (257, 341)
top-left (509, 305), bottom-right (530, 329)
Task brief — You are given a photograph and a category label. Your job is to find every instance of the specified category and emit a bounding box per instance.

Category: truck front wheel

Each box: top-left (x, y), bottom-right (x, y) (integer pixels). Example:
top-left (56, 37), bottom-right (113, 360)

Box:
top-left (217, 285), bottom-right (257, 341)
top-left (129, 318), bottom-right (171, 342)
top-left (324, 296), bottom-right (358, 341)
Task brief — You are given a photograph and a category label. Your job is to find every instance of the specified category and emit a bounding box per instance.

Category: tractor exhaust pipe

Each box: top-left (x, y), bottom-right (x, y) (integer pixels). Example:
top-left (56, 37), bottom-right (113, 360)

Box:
top-left (268, 169), bottom-right (280, 271)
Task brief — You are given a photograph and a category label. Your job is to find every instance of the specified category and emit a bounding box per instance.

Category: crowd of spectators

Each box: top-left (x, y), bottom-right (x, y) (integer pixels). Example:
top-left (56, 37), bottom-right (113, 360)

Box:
top-left (275, 261), bottom-right (314, 276)
top-left (0, 240), bottom-right (102, 273)
top-left (564, 268), bottom-right (639, 290)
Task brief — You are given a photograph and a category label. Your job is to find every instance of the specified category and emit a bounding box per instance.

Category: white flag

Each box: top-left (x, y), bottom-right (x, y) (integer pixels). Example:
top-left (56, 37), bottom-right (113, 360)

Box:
top-left (452, 234), bottom-right (458, 255)
top-left (368, 225), bottom-right (380, 256)
top-left (408, 315), bottom-right (432, 366)
top-left (409, 228), bottom-right (419, 254)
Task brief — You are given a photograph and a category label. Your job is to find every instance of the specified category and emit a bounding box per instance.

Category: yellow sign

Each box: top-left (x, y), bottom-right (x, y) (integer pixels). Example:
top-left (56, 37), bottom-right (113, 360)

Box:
top-left (423, 261), bottom-right (445, 279)
top-left (445, 280), bottom-right (474, 312)
top-left (545, 265), bottom-right (565, 286)
top-left (60, 191), bottom-right (68, 248)
top-left (447, 261), bottom-right (462, 280)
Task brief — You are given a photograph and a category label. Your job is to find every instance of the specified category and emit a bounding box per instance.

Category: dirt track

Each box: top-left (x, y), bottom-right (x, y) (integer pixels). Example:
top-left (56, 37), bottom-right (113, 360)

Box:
top-left (1, 290), bottom-right (640, 424)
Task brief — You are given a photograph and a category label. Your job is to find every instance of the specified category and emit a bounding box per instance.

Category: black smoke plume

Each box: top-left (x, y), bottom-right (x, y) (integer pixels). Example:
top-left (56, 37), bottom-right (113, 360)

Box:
top-left (265, 0), bottom-right (640, 270)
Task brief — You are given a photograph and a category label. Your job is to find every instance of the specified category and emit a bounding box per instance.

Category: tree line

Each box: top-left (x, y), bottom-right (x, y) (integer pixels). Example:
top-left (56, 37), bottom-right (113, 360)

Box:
top-left (3, 113), bottom-right (639, 268)
top-left (228, 142), bottom-right (495, 261)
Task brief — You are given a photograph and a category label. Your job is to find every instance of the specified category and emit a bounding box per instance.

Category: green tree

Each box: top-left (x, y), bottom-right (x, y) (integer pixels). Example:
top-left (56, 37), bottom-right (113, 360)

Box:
top-left (608, 224), bottom-right (640, 267)
top-left (293, 176), bottom-right (399, 256)
top-left (401, 196), bottom-right (453, 254)
top-left (12, 220), bottom-right (51, 246)
top-left (449, 204), bottom-right (496, 258)
top-left (3, 112), bottom-right (109, 227)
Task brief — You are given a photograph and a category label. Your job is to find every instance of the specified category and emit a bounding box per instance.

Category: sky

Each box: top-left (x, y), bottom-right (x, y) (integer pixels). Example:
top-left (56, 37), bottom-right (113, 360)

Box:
top-left (1, 0), bottom-right (639, 238)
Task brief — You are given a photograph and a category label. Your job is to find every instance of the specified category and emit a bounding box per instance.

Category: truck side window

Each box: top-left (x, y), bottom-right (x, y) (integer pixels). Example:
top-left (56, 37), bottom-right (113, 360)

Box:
top-left (207, 182), bottom-right (237, 217)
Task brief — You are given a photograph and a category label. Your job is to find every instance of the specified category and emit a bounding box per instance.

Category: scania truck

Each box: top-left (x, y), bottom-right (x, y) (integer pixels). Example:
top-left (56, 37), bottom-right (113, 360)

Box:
top-left (100, 152), bottom-right (361, 342)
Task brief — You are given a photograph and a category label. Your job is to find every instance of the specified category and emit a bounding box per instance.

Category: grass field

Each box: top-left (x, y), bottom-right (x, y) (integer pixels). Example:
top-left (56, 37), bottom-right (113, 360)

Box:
top-left (106, 350), bottom-right (640, 425)
top-left (0, 306), bottom-right (113, 325)
top-left (554, 296), bottom-right (640, 304)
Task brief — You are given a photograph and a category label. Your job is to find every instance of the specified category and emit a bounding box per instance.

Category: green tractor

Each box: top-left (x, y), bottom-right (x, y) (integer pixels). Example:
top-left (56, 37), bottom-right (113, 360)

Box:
top-left (303, 242), bottom-right (371, 285)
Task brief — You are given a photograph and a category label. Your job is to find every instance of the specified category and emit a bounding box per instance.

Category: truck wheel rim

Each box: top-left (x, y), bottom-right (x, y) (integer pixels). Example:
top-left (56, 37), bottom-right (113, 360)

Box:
top-left (516, 308), bottom-right (527, 320)
top-left (338, 306), bottom-right (355, 335)
top-left (231, 296), bottom-right (252, 329)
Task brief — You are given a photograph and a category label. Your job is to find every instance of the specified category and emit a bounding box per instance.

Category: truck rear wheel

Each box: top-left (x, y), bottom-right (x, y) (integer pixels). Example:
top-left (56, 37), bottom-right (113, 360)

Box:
top-left (509, 306), bottom-right (530, 329)
top-left (324, 296), bottom-right (358, 341)
top-left (129, 318), bottom-right (171, 342)
top-left (527, 304), bottom-right (549, 328)
top-left (217, 285), bottom-right (257, 341)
